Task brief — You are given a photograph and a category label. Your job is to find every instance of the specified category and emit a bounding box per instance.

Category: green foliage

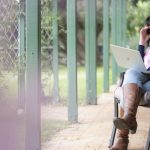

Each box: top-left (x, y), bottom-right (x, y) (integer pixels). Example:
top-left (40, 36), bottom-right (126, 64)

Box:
top-left (41, 0), bottom-right (52, 71)
top-left (127, 1), bottom-right (150, 38)
top-left (131, 0), bottom-right (150, 6)
top-left (41, 0), bottom-right (52, 47)
top-left (126, 0), bottom-right (150, 48)
top-left (40, 0), bottom-right (66, 70)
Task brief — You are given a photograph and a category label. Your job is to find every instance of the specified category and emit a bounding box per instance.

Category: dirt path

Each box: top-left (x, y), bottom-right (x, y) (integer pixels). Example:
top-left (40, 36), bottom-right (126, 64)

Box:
top-left (0, 86), bottom-right (149, 150)
top-left (41, 87), bottom-right (150, 150)
top-left (41, 93), bottom-right (114, 150)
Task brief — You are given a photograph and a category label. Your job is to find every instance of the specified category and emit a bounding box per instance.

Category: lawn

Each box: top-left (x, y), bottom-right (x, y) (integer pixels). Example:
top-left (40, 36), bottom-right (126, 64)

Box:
top-left (42, 66), bottom-right (112, 105)
top-left (0, 66), bottom-right (112, 105)
top-left (59, 66), bottom-right (103, 104)
top-left (0, 72), bottom-right (18, 104)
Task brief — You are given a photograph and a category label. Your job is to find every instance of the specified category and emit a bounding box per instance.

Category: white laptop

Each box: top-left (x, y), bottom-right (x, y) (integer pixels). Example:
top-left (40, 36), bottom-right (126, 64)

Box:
top-left (110, 44), bottom-right (150, 74)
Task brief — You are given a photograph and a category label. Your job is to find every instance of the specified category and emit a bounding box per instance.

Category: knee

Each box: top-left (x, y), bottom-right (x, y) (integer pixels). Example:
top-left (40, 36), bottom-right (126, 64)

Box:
top-left (125, 69), bottom-right (138, 78)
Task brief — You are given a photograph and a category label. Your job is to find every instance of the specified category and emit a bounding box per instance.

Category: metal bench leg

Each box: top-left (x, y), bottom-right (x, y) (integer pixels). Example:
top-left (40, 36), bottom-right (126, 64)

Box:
top-left (145, 127), bottom-right (150, 150)
top-left (108, 125), bottom-right (117, 148)
top-left (108, 98), bottom-right (119, 148)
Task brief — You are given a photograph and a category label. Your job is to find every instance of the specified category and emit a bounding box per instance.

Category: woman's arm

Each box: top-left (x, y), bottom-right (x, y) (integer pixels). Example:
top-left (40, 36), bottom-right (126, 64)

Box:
top-left (139, 26), bottom-right (150, 46)
top-left (138, 45), bottom-right (145, 60)
top-left (138, 26), bottom-right (150, 60)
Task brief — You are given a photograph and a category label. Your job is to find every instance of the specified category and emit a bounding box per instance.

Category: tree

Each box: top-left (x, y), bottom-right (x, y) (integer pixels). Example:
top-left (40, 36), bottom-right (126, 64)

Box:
top-left (127, 0), bottom-right (150, 48)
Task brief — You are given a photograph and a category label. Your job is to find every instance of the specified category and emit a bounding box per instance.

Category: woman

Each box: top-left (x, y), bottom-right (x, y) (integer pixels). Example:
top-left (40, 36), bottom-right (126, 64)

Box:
top-left (110, 16), bottom-right (150, 150)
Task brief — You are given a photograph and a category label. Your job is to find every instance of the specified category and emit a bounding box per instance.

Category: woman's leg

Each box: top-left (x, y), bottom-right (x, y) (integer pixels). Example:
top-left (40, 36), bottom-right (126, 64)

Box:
top-left (114, 69), bottom-right (148, 134)
top-left (110, 107), bottom-right (129, 150)
top-left (140, 80), bottom-right (150, 105)
top-left (123, 69), bottom-right (148, 88)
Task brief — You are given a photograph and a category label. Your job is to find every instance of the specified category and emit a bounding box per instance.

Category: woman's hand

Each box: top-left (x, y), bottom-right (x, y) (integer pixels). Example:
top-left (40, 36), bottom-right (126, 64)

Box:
top-left (139, 26), bottom-right (150, 46)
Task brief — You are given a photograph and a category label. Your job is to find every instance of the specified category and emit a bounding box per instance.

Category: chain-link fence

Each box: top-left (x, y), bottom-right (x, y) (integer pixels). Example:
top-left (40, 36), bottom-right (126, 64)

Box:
top-left (41, 0), bottom-right (53, 72)
top-left (41, 0), bottom-right (54, 100)
top-left (0, 0), bottom-right (53, 72)
top-left (0, 0), bottom-right (19, 71)
top-left (0, 0), bottom-right (20, 105)
top-left (0, 0), bottom-right (55, 102)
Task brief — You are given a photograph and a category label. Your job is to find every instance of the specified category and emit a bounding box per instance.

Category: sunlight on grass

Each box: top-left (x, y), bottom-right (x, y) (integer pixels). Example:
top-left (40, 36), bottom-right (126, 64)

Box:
top-left (58, 66), bottom-right (111, 105)
top-left (41, 119), bottom-right (68, 143)
top-left (1, 66), bottom-right (112, 105)
top-left (0, 72), bottom-right (18, 102)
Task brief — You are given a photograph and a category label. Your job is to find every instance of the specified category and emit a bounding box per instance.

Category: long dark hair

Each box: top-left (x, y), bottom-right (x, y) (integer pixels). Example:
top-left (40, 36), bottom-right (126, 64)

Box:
top-left (144, 16), bottom-right (150, 46)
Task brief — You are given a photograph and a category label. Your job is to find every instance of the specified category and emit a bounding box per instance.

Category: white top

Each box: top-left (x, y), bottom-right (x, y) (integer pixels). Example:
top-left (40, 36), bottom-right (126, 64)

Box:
top-left (144, 47), bottom-right (150, 69)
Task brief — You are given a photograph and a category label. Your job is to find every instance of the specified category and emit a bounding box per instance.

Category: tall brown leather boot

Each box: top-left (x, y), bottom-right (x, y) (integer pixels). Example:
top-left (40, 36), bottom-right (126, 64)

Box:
top-left (110, 108), bottom-right (129, 150)
top-left (113, 83), bottom-right (141, 134)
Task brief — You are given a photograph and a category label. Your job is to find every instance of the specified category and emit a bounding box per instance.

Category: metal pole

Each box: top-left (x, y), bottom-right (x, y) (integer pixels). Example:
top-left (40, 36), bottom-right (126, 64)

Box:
top-left (118, 0), bottom-right (122, 46)
top-left (67, 0), bottom-right (78, 123)
top-left (111, 0), bottom-right (118, 83)
top-left (52, 0), bottom-right (59, 103)
top-left (18, 0), bottom-right (25, 110)
top-left (122, 0), bottom-right (127, 47)
top-left (118, 0), bottom-right (126, 73)
top-left (103, 0), bottom-right (110, 92)
top-left (25, 0), bottom-right (41, 149)
top-left (111, 0), bottom-right (127, 82)
top-left (85, 0), bottom-right (97, 104)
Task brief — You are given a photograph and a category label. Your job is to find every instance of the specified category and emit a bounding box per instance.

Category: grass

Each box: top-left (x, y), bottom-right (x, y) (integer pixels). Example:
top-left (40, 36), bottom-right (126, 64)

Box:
top-left (47, 66), bottom-right (112, 105)
top-left (41, 119), bottom-right (68, 143)
top-left (0, 66), bottom-right (112, 105)
top-left (0, 72), bottom-right (18, 103)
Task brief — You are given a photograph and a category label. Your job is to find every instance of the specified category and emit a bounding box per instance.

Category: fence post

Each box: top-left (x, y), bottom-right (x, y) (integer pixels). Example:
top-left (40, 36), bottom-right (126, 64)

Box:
top-left (117, 0), bottom-right (122, 46)
top-left (18, 0), bottom-right (25, 110)
top-left (103, 0), bottom-right (110, 92)
top-left (111, 0), bottom-right (127, 82)
top-left (122, 0), bottom-right (127, 47)
top-left (111, 0), bottom-right (118, 84)
top-left (25, 0), bottom-right (41, 149)
top-left (85, 0), bottom-right (97, 104)
top-left (67, 0), bottom-right (78, 123)
top-left (52, 0), bottom-right (59, 103)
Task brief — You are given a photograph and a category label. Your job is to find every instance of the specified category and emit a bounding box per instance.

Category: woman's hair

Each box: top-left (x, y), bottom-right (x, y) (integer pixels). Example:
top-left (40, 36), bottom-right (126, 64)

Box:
top-left (144, 16), bottom-right (150, 46)
top-left (145, 16), bottom-right (150, 26)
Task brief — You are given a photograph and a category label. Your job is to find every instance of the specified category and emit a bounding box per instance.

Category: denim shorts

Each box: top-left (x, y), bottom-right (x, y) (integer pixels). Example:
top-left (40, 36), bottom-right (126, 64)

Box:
top-left (123, 68), bottom-right (150, 92)
top-left (119, 68), bottom-right (150, 107)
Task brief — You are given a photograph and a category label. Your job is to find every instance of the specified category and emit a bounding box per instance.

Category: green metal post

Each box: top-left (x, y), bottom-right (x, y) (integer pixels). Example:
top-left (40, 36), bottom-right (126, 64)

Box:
top-left (118, 0), bottom-right (127, 74)
top-left (120, 0), bottom-right (127, 73)
top-left (111, 0), bottom-right (127, 81)
top-left (18, 0), bottom-right (25, 109)
top-left (85, 0), bottom-right (97, 104)
top-left (117, 0), bottom-right (122, 46)
top-left (103, 0), bottom-right (110, 92)
top-left (67, 0), bottom-right (78, 123)
top-left (118, 0), bottom-right (126, 46)
top-left (122, 0), bottom-right (127, 47)
top-left (111, 0), bottom-right (118, 84)
top-left (52, 0), bottom-right (59, 103)
top-left (26, 0), bottom-right (41, 149)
